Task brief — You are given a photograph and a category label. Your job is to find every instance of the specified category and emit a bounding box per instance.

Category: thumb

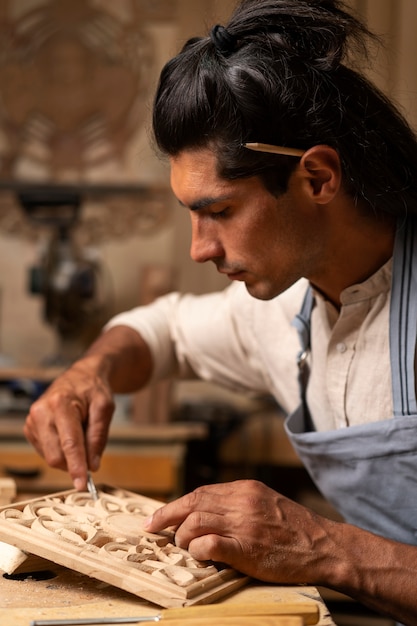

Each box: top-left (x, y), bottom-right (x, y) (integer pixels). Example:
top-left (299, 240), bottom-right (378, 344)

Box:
top-left (85, 394), bottom-right (114, 471)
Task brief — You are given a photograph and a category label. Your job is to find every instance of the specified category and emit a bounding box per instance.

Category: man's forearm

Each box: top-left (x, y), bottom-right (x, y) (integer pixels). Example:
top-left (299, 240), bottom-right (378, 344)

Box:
top-left (82, 324), bottom-right (154, 394)
top-left (319, 519), bottom-right (417, 624)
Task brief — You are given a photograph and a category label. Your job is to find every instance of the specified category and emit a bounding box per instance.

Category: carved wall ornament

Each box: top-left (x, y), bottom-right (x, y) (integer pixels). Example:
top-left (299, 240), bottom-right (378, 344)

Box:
top-left (0, 186), bottom-right (172, 244)
top-left (0, 486), bottom-right (247, 607)
top-left (0, 0), bottom-right (165, 181)
top-left (0, 0), bottom-right (175, 241)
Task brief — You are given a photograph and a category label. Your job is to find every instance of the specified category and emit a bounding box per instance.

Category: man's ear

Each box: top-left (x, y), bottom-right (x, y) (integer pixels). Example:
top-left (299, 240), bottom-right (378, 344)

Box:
top-left (299, 145), bottom-right (342, 203)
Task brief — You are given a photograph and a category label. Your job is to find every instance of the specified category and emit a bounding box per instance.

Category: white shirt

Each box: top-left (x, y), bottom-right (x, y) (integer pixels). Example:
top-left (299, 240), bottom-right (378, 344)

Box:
top-left (106, 259), bottom-right (393, 432)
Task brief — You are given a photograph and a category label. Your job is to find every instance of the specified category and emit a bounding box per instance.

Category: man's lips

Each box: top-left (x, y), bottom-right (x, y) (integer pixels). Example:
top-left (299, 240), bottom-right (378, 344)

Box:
top-left (218, 268), bottom-right (246, 280)
top-left (228, 271), bottom-right (245, 279)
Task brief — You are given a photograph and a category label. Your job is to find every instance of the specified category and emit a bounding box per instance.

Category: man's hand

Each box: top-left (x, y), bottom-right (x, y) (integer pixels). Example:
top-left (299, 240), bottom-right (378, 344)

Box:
top-left (145, 479), bottom-right (417, 625)
top-left (144, 479), bottom-right (336, 583)
top-left (24, 355), bottom-right (114, 491)
top-left (24, 325), bottom-right (154, 491)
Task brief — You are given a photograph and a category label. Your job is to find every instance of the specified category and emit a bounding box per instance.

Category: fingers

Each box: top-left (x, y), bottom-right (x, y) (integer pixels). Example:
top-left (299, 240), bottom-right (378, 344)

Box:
top-left (85, 392), bottom-right (114, 472)
top-left (187, 533), bottom-right (240, 564)
top-left (24, 399), bottom-right (71, 470)
top-left (24, 374), bottom-right (115, 490)
top-left (145, 480), bottom-right (261, 557)
top-left (55, 408), bottom-right (89, 490)
top-left (173, 510), bottom-right (235, 551)
top-left (146, 479), bottom-right (332, 584)
top-left (145, 487), bottom-right (245, 568)
top-left (145, 483), bottom-right (237, 533)
top-left (25, 395), bottom-right (89, 489)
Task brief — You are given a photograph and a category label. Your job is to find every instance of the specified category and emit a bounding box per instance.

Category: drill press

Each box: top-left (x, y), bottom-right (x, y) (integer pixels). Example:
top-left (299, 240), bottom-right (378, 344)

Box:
top-left (19, 186), bottom-right (107, 365)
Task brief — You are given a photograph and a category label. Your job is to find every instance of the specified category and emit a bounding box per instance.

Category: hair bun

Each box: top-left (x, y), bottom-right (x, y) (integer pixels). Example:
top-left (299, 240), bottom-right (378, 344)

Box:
top-left (226, 0), bottom-right (373, 71)
top-left (210, 24), bottom-right (237, 56)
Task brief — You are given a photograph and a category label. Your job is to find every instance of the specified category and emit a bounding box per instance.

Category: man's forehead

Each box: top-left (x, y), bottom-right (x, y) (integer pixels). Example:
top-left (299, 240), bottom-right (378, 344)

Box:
top-left (170, 149), bottom-right (237, 207)
top-left (170, 147), bottom-right (219, 178)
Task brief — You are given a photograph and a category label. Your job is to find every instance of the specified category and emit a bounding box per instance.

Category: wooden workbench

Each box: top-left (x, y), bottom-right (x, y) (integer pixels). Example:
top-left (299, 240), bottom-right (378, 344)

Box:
top-left (0, 448), bottom-right (335, 626)
top-left (0, 564), bottom-right (336, 625)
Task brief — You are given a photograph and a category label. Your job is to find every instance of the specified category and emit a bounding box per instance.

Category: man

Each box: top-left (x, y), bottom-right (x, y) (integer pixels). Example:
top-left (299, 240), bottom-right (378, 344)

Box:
top-left (24, 1), bottom-right (417, 623)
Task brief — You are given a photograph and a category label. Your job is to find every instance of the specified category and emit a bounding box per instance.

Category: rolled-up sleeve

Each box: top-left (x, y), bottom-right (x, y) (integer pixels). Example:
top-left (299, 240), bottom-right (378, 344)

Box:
top-left (105, 280), bottom-right (304, 407)
top-left (105, 283), bottom-right (270, 393)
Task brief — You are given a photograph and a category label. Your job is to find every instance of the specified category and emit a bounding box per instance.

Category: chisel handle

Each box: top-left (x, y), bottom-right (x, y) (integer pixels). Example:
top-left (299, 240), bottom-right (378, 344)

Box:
top-left (161, 602), bottom-right (319, 624)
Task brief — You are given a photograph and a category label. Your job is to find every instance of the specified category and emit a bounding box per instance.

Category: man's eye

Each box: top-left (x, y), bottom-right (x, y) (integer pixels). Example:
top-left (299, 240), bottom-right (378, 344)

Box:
top-left (211, 207), bottom-right (230, 220)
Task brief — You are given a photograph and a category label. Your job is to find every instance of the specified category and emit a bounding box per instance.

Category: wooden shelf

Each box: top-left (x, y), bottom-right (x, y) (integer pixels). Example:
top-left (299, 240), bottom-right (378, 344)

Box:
top-left (0, 366), bottom-right (64, 382)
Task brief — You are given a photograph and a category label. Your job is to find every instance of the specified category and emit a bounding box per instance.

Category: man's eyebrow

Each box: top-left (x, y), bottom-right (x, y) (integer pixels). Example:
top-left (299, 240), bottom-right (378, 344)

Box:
top-left (177, 194), bottom-right (231, 211)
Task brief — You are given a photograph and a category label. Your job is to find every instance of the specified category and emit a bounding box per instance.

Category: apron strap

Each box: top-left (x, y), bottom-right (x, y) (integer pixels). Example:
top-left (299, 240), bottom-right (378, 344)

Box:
top-left (291, 218), bottom-right (417, 420)
top-left (291, 287), bottom-right (315, 418)
top-left (390, 218), bottom-right (417, 416)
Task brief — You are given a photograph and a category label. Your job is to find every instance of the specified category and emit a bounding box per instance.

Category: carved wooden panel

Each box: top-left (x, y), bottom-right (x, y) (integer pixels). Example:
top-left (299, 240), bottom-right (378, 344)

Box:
top-left (0, 485), bottom-right (247, 607)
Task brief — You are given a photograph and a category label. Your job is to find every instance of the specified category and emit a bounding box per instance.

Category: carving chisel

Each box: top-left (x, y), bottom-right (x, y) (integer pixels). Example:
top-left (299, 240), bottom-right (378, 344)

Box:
top-left (86, 471), bottom-right (99, 501)
top-left (30, 618), bottom-right (304, 626)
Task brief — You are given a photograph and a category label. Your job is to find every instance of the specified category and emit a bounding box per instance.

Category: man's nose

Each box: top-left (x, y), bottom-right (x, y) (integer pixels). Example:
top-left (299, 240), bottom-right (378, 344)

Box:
top-left (190, 217), bottom-right (223, 263)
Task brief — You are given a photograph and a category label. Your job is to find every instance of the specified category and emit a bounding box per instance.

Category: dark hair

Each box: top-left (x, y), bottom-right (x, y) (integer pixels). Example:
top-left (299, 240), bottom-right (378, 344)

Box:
top-left (152, 0), bottom-right (417, 215)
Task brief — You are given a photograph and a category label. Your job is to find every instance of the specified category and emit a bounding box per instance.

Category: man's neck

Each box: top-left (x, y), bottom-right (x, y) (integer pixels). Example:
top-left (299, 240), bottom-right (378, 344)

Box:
top-left (309, 213), bottom-right (397, 309)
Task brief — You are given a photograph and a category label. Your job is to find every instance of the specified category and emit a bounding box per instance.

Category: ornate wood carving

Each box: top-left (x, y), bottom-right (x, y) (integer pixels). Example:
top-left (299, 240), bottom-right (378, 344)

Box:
top-left (0, 486), bottom-right (247, 607)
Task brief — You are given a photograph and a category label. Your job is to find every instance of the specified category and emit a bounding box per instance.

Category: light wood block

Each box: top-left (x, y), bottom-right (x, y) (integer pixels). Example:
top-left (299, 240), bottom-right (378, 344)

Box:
top-left (0, 478), bottom-right (16, 505)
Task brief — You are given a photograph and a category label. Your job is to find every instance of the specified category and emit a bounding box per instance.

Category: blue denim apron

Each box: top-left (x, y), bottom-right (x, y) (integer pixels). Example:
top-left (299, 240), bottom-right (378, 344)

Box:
top-left (285, 218), bottom-right (417, 546)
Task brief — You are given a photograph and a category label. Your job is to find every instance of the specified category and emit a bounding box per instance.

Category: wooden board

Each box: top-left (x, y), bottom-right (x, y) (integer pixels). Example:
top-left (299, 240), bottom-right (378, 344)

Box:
top-left (0, 570), bottom-right (334, 626)
top-left (0, 485), bottom-right (248, 607)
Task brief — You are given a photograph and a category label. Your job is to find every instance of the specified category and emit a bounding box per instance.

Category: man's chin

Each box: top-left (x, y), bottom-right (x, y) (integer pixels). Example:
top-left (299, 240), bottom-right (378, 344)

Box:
top-left (244, 281), bottom-right (280, 301)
